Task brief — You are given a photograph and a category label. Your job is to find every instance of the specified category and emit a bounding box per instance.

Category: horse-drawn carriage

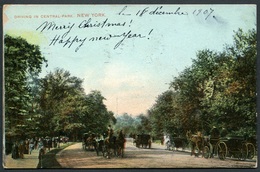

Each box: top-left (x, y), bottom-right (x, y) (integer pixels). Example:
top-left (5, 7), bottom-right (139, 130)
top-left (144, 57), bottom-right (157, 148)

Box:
top-left (82, 133), bottom-right (96, 151)
top-left (166, 137), bottom-right (187, 151)
top-left (134, 134), bottom-right (152, 148)
top-left (102, 135), bottom-right (125, 158)
top-left (82, 132), bottom-right (126, 158)
top-left (186, 130), bottom-right (256, 161)
top-left (82, 132), bottom-right (106, 157)
top-left (203, 136), bottom-right (256, 160)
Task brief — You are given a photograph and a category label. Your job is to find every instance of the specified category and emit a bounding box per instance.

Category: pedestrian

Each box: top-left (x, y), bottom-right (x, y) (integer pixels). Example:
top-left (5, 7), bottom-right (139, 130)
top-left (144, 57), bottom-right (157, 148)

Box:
top-left (29, 138), bottom-right (34, 154)
top-left (11, 141), bottom-right (19, 159)
top-left (38, 146), bottom-right (45, 160)
top-left (34, 137), bottom-right (38, 150)
top-left (47, 138), bottom-right (52, 151)
top-left (24, 139), bottom-right (29, 154)
top-left (52, 137), bottom-right (55, 148)
top-left (57, 136), bottom-right (61, 148)
top-left (161, 136), bottom-right (164, 145)
top-left (38, 138), bottom-right (44, 150)
top-left (18, 140), bottom-right (25, 159)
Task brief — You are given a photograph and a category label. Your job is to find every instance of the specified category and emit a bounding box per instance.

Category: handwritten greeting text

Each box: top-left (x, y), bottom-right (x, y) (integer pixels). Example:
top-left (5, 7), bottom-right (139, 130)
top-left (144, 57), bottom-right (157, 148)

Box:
top-left (35, 6), bottom-right (215, 52)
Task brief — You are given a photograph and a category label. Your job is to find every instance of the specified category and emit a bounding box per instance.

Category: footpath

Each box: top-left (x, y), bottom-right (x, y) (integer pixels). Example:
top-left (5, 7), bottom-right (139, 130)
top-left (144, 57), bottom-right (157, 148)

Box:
top-left (3, 142), bottom-right (73, 169)
top-left (3, 147), bottom-right (56, 169)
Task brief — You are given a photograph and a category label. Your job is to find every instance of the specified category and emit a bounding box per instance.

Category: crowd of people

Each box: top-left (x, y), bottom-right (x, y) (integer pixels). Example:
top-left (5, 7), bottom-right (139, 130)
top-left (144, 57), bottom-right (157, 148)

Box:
top-left (11, 136), bottom-right (69, 159)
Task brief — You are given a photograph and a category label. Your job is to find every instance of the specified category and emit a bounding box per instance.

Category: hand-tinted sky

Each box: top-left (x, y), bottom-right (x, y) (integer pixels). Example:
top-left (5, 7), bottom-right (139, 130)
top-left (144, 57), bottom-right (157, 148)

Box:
top-left (3, 4), bottom-right (256, 116)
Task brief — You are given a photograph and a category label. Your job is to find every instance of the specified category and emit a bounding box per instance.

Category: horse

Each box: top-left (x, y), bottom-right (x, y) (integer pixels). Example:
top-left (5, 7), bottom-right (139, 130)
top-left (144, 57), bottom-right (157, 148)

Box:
top-left (103, 136), bottom-right (117, 158)
top-left (96, 139), bottom-right (104, 156)
top-left (103, 131), bottom-right (126, 158)
top-left (115, 131), bottom-right (126, 157)
top-left (85, 134), bottom-right (99, 155)
top-left (186, 130), bottom-right (204, 157)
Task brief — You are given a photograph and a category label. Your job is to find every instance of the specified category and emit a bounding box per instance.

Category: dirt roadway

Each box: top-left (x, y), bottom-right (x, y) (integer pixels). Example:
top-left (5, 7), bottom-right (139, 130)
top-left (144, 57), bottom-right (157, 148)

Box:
top-left (56, 140), bottom-right (257, 168)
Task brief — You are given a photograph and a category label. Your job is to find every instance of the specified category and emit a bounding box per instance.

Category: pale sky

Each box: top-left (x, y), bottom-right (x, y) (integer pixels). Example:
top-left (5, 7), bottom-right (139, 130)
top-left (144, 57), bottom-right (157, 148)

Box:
top-left (3, 4), bottom-right (256, 116)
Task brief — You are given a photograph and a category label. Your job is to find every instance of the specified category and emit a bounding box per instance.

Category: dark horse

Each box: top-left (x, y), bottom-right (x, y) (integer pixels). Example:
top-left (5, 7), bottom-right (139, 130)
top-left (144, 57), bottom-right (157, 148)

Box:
top-left (84, 133), bottom-right (100, 156)
top-left (115, 130), bottom-right (126, 157)
top-left (103, 131), bottom-right (126, 158)
top-left (186, 130), bottom-right (204, 157)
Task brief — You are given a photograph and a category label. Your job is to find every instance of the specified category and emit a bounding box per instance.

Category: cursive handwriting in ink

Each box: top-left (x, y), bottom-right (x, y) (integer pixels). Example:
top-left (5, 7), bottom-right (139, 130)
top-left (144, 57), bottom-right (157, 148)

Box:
top-left (136, 6), bottom-right (188, 17)
top-left (78, 18), bottom-right (126, 29)
top-left (136, 7), bottom-right (149, 17)
top-left (111, 30), bottom-right (146, 49)
top-left (193, 8), bottom-right (214, 20)
top-left (149, 6), bottom-right (188, 16)
top-left (36, 21), bottom-right (75, 37)
top-left (118, 6), bottom-right (131, 16)
top-left (88, 30), bottom-right (147, 49)
top-left (49, 34), bottom-right (87, 52)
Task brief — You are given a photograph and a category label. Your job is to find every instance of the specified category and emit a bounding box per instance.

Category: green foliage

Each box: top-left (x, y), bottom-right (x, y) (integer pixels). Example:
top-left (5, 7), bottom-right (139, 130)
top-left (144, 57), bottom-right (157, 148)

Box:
top-left (114, 113), bottom-right (152, 137)
top-left (37, 69), bottom-right (115, 140)
top-left (4, 34), bottom-right (47, 137)
top-left (114, 113), bottom-right (137, 136)
top-left (149, 28), bottom-right (256, 138)
top-left (4, 34), bottom-right (115, 141)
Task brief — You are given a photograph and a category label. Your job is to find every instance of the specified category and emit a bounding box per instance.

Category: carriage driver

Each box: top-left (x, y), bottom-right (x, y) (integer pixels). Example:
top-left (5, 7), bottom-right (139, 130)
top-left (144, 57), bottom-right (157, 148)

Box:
top-left (107, 125), bottom-right (114, 142)
top-left (210, 126), bottom-right (220, 139)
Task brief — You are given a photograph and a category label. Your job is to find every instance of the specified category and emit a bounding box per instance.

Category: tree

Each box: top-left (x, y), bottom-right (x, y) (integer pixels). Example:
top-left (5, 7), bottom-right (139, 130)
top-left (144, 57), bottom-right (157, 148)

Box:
top-left (82, 90), bottom-right (116, 135)
top-left (169, 28), bottom-right (256, 137)
top-left (37, 69), bottom-right (116, 140)
top-left (135, 114), bottom-right (151, 134)
top-left (148, 90), bottom-right (179, 138)
top-left (209, 29), bottom-right (256, 136)
top-left (4, 34), bottom-right (47, 138)
top-left (114, 113), bottom-right (136, 136)
top-left (37, 68), bottom-right (85, 138)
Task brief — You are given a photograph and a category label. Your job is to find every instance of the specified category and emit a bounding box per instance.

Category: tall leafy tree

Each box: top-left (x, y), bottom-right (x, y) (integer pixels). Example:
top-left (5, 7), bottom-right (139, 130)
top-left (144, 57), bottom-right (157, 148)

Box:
top-left (148, 90), bottom-right (178, 138)
top-left (209, 29), bottom-right (256, 136)
top-left (37, 69), bottom-right (116, 140)
top-left (142, 28), bottom-right (256, 138)
top-left (82, 90), bottom-right (116, 135)
top-left (4, 34), bottom-right (47, 137)
top-left (135, 114), bottom-right (152, 134)
top-left (38, 68), bottom-right (85, 137)
top-left (169, 28), bottom-right (256, 137)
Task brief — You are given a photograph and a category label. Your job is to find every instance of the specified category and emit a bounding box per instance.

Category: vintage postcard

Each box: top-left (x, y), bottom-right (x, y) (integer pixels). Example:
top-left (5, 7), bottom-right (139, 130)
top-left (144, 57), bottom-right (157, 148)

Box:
top-left (2, 4), bottom-right (257, 169)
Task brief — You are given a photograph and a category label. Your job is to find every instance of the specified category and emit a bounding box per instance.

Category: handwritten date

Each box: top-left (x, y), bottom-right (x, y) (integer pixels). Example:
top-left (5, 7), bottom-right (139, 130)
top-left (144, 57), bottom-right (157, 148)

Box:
top-left (118, 5), bottom-right (214, 20)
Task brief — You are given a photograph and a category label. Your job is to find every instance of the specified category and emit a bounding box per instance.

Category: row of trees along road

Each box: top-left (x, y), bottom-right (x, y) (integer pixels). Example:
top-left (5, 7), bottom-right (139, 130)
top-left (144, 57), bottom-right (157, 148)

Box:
top-left (4, 35), bottom-right (116, 148)
top-left (4, 28), bottom-right (256, 148)
top-left (114, 29), bottom-right (256, 141)
top-left (149, 29), bottom-right (257, 139)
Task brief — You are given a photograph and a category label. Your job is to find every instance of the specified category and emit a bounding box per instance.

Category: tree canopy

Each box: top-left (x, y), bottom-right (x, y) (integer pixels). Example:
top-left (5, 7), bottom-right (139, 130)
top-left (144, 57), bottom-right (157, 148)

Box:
top-left (4, 28), bottom-right (256, 142)
top-left (4, 34), bottom-right (47, 137)
top-left (4, 35), bottom-right (116, 141)
top-left (148, 28), bottom-right (256, 138)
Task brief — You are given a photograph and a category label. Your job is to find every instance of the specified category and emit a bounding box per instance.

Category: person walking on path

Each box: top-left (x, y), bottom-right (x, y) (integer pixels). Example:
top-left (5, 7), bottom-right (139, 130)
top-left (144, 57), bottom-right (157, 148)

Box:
top-left (29, 138), bottom-right (34, 154)
top-left (11, 141), bottom-right (19, 159)
top-left (18, 140), bottom-right (25, 159)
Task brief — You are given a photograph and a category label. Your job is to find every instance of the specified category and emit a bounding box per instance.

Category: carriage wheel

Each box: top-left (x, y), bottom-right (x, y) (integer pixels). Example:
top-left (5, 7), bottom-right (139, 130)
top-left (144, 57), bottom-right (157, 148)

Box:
top-left (194, 145), bottom-right (200, 157)
top-left (217, 142), bottom-right (227, 160)
top-left (246, 143), bottom-right (255, 159)
top-left (238, 143), bottom-right (247, 161)
top-left (203, 146), bottom-right (210, 159)
top-left (208, 143), bottom-right (214, 158)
